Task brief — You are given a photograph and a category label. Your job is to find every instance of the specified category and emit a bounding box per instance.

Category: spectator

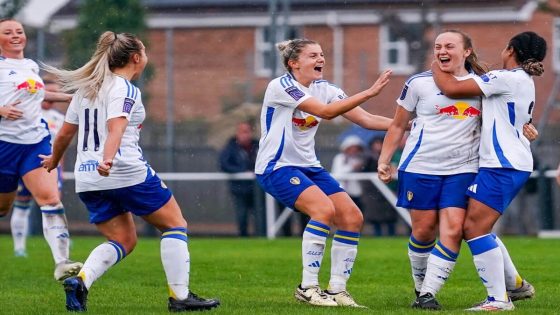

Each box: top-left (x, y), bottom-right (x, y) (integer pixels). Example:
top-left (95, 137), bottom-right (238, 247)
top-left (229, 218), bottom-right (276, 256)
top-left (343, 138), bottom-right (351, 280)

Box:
top-left (331, 135), bottom-right (365, 208)
top-left (360, 136), bottom-right (397, 236)
top-left (219, 121), bottom-right (260, 236)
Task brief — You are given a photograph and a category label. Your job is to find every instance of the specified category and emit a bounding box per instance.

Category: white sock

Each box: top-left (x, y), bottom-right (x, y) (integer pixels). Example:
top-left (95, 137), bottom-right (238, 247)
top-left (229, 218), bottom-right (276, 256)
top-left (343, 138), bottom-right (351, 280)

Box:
top-left (161, 228), bottom-right (190, 300)
top-left (420, 241), bottom-right (458, 296)
top-left (467, 234), bottom-right (508, 302)
top-left (11, 200), bottom-right (32, 253)
top-left (40, 203), bottom-right (70, 264)
top-left (492, 234), bottom-right (523, 290)
top-left (301, 220), bottom-right (330, 288)
top-left (79, 240), bottom-right (125, 290)
top-left (408, 235), bottom-right (435, 292)
top-left (328, 230), bottom-right (359, 293)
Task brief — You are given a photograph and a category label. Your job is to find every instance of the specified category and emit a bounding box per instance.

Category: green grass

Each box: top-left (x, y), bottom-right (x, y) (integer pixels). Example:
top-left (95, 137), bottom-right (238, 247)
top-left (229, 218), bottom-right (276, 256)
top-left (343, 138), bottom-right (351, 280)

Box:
top-left (0, 235), bottom-right (558, 314)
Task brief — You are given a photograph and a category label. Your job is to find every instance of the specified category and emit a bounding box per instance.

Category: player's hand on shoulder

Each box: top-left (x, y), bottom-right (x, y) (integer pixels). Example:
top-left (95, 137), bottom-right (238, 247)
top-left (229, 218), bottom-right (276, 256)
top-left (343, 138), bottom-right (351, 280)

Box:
top-left (97, 159), bottom-right (113, 177)
top-left (377, 163), bottom-right (392, 183)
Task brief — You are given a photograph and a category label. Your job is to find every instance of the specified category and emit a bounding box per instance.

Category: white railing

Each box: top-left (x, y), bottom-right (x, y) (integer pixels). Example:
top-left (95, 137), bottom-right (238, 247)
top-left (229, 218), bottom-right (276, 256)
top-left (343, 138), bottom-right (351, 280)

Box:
top-left (63, 170), bottom-right (559, 239)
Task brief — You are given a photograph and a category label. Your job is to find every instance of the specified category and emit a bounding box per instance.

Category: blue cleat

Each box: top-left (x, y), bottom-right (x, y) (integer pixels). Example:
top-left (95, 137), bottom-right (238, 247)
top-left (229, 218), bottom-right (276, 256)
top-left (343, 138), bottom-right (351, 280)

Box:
top-left (63, 276), bottom-right (88, 312)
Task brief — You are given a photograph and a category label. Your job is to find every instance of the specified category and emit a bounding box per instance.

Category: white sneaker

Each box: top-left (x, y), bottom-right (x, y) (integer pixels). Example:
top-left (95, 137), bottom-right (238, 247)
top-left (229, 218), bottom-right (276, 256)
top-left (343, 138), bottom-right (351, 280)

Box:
top-left (325, 290), bottom-right (367, 308)
top-left (507, 280), bottom-right (535, 301)
top-left (54, 260), bottom-right (83, 281)
top-left (466, 298), bottom-right (515, 311)
top-left (294, 285), bottom-right (337, 306)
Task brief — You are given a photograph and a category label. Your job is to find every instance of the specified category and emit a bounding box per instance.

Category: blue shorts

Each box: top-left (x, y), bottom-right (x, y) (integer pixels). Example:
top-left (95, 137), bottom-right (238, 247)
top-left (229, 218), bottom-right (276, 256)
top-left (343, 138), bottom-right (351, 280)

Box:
top-left (17, 165), bottom-right (63, 198)
top-left (396, 171), bottom-right (476, 210)
top-left (466, 167), bottom-right (531, 214)
top-left (78, 168), bottom-right (173, 224)
top-left (256, 166), bottom-right (344, 209)
top-left (0, 136), bottom-right (52, 193)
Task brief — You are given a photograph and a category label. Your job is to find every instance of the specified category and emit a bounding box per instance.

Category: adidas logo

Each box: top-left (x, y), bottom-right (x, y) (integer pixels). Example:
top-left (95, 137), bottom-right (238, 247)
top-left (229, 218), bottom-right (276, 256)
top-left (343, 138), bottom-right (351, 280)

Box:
top-left (343, 268), bottom-right (353, 275)
top-left (8, 70), bottom-right (16, 75)
top-left (468, 184), bottom-right (478, 194)
top-left (308, 261), bottom-right (321, 268)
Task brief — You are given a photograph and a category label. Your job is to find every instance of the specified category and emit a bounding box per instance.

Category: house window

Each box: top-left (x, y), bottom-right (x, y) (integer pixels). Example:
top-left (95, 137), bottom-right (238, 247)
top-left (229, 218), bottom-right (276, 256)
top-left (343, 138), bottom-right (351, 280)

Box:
top-left (379, 24), bottom-right (420, 75)
top-left (554, 18), bottom-right (560, 73)
top-left (255, 26), bottom-right (299, 77)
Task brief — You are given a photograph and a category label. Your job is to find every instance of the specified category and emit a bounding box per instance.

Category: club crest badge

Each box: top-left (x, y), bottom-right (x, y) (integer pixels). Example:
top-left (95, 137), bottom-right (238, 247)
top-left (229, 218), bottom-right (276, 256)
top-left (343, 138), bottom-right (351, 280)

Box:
top-left (290, 177), bottom-right (301, 185)
top-left (407, 191), bottom-right (413, 201)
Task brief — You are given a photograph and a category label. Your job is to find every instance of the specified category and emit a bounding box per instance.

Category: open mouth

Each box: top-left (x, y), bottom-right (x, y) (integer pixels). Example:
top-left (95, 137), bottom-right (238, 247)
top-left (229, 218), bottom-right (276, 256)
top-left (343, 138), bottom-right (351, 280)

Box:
top-left (439, 56), bottom-right (450, 66)
top-left (314, 66), bottom-right (323, 73)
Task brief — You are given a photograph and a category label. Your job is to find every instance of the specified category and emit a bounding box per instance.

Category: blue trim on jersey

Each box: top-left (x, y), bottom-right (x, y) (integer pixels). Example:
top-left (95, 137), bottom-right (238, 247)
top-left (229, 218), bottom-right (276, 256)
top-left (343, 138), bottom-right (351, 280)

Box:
top-left (264, 128), bottom-right (286, 174)
top-left (305, 220), bottom-right (330, 237)
top-left (432, 241), bottom-right (458, 262)
top-left (399, 128), bottom-right (424, 171)
top-left (108, 240), bottom-right (126, 262)
top-left (265, 106), bottom-right (275, 134)
top-left (492, 120), bottom-right (513, 168)
top-left (161, 227), bottom-right (188, 242)
top-left (280, 73), bottom-right (295, 88)
top-left (406, 71), bottom-right (432, 85)
top-left (467, 234), bottom-right (498, 256)
top-left (507, 102), bottom-right (515, 126)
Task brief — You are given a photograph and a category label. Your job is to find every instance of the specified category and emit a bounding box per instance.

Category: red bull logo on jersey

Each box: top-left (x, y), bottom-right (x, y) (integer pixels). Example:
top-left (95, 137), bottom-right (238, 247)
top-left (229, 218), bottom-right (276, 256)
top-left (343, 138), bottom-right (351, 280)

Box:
top-left (292, 116), bottom-right (319, 131)
top-left (16, 79), bottom-right (44, 94)
top-left (435, 101), bottom-right (480, 120)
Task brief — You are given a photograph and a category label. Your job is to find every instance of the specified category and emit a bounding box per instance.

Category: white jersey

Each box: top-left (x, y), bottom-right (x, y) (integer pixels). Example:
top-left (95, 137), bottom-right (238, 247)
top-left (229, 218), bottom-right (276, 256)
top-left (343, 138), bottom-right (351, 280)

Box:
top-left (255, 73), bottom-right (347, 175)
top-left (473, 68), bottom-right (534, 172)
top-left (0, 57), bottom-right (49, 144)
top-left (65, 75), bottom-right (148, 192)
top-left (397, 71), bottom-right (481, 175)
top-left (42, 108), bottom-right (65, 144)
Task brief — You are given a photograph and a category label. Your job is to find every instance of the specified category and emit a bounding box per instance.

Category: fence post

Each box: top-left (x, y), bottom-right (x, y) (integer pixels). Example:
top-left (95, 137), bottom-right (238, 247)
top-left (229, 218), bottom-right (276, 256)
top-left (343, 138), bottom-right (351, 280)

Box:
top-left (538, 165), bottom-right (554, 230)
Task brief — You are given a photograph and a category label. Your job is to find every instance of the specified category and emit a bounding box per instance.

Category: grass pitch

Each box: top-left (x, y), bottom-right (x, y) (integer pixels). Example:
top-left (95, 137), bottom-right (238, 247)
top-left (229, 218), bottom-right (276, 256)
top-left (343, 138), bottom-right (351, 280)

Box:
top-left (0, 235), bottom-right (558, 314)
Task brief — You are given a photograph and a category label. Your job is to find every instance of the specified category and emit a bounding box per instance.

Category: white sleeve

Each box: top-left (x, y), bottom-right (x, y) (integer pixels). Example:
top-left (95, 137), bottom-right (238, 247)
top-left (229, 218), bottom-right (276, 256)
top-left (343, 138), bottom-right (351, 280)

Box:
top-left (473, 70), bottom-right (510, 97)
top-left (396, 80), bottom-right (419, 112)
top-left (270, 79), bottom-right (311, 109)
top-left (326, 84), bottom-right (348, 103)
top-left (107, 84), bottom-right (136, 121)
top-left (64, 95), bottom-right (80, 125)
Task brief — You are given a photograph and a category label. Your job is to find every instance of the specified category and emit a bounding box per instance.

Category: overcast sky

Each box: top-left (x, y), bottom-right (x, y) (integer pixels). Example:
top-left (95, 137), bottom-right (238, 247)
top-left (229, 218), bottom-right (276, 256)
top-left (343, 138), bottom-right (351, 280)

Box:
top-left (15, 0), bottom-right (70, 28)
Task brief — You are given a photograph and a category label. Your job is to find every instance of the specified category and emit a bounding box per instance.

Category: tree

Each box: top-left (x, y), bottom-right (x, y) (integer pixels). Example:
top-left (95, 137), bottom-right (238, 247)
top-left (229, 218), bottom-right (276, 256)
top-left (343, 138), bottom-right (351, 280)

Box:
top-left (0, 0), bottom-right (27, 19)
top-left (64, 0), bottom-right (147, 69)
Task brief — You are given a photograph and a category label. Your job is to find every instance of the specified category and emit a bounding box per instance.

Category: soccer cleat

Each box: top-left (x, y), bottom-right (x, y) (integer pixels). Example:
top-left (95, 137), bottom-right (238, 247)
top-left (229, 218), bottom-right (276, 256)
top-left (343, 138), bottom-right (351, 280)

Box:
top-left (325, 290), bottom-right (367, 308)
top-left (466, 297), bottom-right (514, 311)
top-left (507, 280), bottom-right (535, 301)
top-left (168, 292), bottom-right (220, 312)
top-left (54, 260), bottom-right (83, 281)
top-left (412, 293), bottom-right (441, 310)
top-left (415, 289), bottom-right (420, 298)
top-left (63, 276), bottom-right (88, 312)
top-left (294, 285), bottom-right (337, 306)
top-left (14, 249), bottom-right (28, 258)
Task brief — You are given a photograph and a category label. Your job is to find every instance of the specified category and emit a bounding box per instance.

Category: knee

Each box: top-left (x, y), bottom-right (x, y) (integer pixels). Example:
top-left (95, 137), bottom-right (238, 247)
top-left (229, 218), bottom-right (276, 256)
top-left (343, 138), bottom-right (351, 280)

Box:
top-left (441, 225), bottom-right (463, 244)
top-left (336, 206), bottom-right (364, 231)
top-left (413, 224), bottom-right (437, 242)
top-left (312, 202), bottom-right (336, 224)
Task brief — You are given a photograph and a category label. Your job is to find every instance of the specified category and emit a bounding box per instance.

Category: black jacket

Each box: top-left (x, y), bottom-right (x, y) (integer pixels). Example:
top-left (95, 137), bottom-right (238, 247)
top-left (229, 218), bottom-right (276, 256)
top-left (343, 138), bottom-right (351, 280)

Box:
top-left (219, 137), bottom-right (259, 194)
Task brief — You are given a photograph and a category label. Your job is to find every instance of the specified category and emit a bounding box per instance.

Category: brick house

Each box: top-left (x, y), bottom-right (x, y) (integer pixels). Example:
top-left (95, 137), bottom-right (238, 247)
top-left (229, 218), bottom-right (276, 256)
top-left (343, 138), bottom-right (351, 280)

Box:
top-left (50, 0), bottom-right (559, 124)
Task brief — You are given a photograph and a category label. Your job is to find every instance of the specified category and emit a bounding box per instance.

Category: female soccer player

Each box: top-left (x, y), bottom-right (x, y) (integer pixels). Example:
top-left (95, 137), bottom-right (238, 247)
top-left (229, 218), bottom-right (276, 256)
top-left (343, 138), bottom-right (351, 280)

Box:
top-left (431, 31), bottom-right (546, 311)
top-left (378, 30), bottom-right (535, 310)
top-left (255, 38), bottom-right (392, 307)
top-left (0, 18), bottom-right (82, 280)
top-left (41, 31), bottom-right (219, 312)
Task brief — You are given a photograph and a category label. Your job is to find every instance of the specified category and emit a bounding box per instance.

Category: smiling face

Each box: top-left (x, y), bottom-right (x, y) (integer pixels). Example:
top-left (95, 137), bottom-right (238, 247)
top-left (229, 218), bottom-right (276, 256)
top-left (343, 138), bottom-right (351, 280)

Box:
top-left (434, 32), bottom-right (471, 76)
top-left (288, 43), bottom-right (325, 87)
top-left (0, 20), bottom-right (26, 59)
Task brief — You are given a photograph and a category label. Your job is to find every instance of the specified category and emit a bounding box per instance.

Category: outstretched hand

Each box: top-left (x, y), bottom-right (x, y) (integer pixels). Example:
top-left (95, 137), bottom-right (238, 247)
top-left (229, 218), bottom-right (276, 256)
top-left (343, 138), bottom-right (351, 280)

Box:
top-left (368, 70), bottom-right (392, 97)
top-left (377, 163), bottom-right (392, 184)
top-left (39, 154), bottom-right (57, 172)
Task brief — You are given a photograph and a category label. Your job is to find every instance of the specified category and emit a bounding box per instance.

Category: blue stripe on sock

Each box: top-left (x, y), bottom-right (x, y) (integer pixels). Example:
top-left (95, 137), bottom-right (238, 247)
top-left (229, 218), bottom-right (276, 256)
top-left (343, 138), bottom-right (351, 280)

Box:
top-left (333, 230), bottom-right (360, 245)
top-left (304, 220), bottom-right (330, 237)
top-left (108, 240), bottom-right (126, 262)
top-left (431, 241), bottom-right (458, 262)
top-left (161, 227), bottom-right (188, 242)
top-left (408, 235), bottom-right (435, 253)
top-left (467, 234), bottom-right (498, 256)
top-left (40, 208), bottom-right (64, 214)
